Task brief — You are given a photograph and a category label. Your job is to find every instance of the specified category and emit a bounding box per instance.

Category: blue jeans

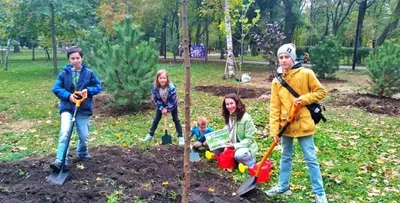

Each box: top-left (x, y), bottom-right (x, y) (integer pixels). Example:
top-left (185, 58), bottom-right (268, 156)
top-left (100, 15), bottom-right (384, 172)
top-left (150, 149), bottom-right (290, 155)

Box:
top-left (55, 112), bottom-right (90, 164)
top-left (148, 107), bottom-right (182, 137)
top-left (278, 135), bottom-right (325, 195)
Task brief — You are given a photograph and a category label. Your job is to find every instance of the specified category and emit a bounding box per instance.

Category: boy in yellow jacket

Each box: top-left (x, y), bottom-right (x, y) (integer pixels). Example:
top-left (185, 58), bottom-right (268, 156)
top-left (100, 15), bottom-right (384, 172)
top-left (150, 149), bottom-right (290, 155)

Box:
top-left (265, 43), bottom-right (328, 203)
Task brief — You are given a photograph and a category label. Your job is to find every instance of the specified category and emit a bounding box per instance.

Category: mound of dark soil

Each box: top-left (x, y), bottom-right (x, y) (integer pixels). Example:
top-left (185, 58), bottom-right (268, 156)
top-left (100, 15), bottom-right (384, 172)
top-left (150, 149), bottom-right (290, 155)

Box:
top-left (195, 85), bottom-right (269, 99)
top-left (327, 90), bottom-right (400, 116)
top-left (0, 146), bottom-right (271, 203)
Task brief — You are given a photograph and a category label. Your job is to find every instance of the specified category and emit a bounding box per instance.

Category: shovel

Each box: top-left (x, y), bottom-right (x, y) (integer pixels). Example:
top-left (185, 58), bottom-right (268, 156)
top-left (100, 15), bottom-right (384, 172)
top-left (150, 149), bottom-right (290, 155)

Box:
top-left (236, 102), bottom-right (301, 196)
top-left (190, 146), bottom-right (200, 162)
top-left (161, 116), bottom-right (172, 145)
top-left (48, 91), bottom-right (86, 185)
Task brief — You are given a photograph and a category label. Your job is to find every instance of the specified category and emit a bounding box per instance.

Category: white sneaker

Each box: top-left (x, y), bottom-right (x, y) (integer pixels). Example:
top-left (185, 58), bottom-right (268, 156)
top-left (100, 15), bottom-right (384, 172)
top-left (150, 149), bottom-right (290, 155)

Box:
top-left (316, 193), bottom-right (328, 203)
top-left (265, 186), bottom-right (292, 197)
top-left (143, 134), bottom-right (153, 142)
top-left (178, 137), bottom-right (184, 146)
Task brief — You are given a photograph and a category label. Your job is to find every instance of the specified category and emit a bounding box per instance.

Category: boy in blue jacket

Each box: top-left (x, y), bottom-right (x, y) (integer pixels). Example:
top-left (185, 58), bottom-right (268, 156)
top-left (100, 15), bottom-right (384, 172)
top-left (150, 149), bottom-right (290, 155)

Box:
top-left (191, 116), bottom-right (213, 150)
top-left (50, 46), bottom-right (102, 171)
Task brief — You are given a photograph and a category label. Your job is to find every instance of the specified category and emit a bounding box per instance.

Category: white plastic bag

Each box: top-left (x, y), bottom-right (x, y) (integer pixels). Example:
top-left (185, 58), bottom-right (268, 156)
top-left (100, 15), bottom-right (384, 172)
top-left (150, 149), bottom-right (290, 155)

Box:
top-left (241, 73), bottom-right (251, 83)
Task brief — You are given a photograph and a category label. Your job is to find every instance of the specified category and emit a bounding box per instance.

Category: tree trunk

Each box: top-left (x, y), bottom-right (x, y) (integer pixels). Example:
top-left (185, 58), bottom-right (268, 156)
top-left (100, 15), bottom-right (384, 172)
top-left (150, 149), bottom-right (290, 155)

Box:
top-left (356, 0), bottom-right (367, 49)
top-left (224, 0), bottom-right (235, 77)
top-left (324, 8), bottom-right (330, 37)
top-left (352, 0), bottom-right (367, 71)
top-left (205, 19), bottom-right (209, 63)
top-left (160, 16), bottom-right (167, 58)
top-left (195, 22), bottom-right (201, 45)
top-left (32, 46), bottom-right (35, 61)
top-left (332, 0), bottom-right (356, 36)
top-left (45, 48), bottom-right (51, 61)
top-left (181, 1), bottom-right (191, 202)
top-left (176, 2), bottom-right (180, 61)
top-left (282, 0), bottom-right (298, 43)
top-left (50, 1), bottom-right (58, 76)
top-left (13, 45), bottom-right (21, 53)
top-left (219, 35), bottom-right (224, 59)
top-left (3, 39), bottom-right (11, 71)
top-left (163, 16), bottom-right (167, 59)
top-left (171, 12), bottom-right (177, 62)
top-left (375, 0), bottom-right (400, 46)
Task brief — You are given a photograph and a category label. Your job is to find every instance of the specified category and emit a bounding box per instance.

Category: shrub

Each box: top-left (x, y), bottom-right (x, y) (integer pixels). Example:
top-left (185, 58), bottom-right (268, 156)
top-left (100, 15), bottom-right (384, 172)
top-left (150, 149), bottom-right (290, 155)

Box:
top-left (365, 41), bottom-right (400, 98)
top-left (310, 35), bottom-right (340, 79)
top-left (79, 16), bottom-right (158, 110)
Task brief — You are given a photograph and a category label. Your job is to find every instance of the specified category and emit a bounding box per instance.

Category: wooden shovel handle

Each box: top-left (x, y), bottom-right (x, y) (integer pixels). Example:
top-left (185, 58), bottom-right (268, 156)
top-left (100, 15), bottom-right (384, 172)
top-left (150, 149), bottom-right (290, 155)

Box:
top-left (164, 115), bottom-right (167, 131)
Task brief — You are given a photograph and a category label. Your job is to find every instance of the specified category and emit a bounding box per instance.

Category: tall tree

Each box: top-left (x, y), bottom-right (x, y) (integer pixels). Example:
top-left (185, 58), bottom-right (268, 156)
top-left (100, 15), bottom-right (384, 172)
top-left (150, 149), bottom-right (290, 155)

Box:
top-left (282, 0), bottom-right (301, 43)
top-left (224, 0), bottom-right (235, 77)
top-left (352, 0), bottom-right (376, 70)
top-left (375, 0), bottom-right (400, 46)
top-left (331, 0), bottom-right (357, 35)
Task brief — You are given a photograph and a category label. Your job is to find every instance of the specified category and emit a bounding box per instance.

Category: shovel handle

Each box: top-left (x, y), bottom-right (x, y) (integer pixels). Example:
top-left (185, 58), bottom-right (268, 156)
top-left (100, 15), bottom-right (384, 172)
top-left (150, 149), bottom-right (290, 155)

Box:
top-left (74, 91), bottom-right (87, 107)
top-left (164, 115), bottom-right (167, 131)
top-left (255, 102), bottom-right (301, 178)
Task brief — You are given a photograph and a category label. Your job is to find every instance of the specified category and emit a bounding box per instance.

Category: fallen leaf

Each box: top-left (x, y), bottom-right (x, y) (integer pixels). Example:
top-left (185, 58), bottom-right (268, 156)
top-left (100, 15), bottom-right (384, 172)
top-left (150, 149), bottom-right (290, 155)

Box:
top-left (162, 181), bottom-right (168, 186)
top-left (209, 188), bottom-right (214, 192)
top-left (11, 147), bottom-right (27, 152)
top-left (76, 164), bottom-right (85, 169)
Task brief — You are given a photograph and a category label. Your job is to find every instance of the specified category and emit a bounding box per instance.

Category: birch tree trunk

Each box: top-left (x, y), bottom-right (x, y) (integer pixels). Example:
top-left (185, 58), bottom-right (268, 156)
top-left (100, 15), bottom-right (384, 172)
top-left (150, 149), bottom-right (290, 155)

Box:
top-left (3, 39), bottom-right (11, 71)
top-left (224, 0), bottom-right (235, 77)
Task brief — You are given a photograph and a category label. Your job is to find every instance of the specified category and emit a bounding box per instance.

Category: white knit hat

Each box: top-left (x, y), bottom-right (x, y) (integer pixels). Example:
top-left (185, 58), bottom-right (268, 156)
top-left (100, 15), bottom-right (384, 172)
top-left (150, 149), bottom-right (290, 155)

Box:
top-left (277, 43), bottom-right (297, 62)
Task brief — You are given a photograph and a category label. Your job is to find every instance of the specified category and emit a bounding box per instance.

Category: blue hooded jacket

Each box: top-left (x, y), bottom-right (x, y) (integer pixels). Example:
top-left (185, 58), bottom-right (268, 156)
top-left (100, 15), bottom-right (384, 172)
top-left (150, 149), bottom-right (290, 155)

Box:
top-left (52, 63), bottom-right (102, 116)
top-left (190, 126), bottom-right (214, 142)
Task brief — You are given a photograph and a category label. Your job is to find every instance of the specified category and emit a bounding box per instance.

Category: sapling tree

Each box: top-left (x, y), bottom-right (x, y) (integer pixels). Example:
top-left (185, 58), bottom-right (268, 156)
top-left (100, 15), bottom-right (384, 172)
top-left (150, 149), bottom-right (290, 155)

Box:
top-left (366, 41), bottom-right (400, 98)
top-left (79, 16), bottom-right (158, 110)
top-left (252, 21), bottom-right (285, 80)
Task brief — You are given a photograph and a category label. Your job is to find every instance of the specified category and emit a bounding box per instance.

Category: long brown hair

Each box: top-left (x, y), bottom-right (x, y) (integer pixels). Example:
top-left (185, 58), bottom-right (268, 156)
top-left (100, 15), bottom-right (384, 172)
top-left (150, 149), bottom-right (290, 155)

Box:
top-left (222, 93), bottom-right (246, 124)
top-left (153, 69), bottom-right (170, 89)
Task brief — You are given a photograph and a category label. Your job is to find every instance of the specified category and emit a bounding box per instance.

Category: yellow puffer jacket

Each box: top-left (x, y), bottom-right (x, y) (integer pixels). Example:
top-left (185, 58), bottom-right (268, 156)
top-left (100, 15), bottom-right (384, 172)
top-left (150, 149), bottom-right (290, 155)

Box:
top-left (269, 66), bottom-right (326, 137)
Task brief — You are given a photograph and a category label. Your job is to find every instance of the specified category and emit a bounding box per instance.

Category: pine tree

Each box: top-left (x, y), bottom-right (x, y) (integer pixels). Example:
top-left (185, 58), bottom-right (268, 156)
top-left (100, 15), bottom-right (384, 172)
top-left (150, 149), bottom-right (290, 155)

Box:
top-left (366, 41), bottom-right (400, 98)
top-left (80, 16), bottom-right (158, 110)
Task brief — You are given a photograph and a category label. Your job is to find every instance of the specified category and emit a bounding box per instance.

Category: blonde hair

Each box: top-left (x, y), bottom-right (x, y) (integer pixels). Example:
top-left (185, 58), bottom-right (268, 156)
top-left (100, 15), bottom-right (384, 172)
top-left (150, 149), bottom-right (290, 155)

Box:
top-left (196, 116), bottom-right (208, 126)
top-left (153, 69), bottom-right (170, 89)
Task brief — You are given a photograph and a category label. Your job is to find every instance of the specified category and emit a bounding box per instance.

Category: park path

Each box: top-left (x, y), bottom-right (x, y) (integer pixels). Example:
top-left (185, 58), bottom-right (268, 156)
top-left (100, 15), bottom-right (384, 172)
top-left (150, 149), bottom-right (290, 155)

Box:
top-left (159, 56), bottom-right (367, 71)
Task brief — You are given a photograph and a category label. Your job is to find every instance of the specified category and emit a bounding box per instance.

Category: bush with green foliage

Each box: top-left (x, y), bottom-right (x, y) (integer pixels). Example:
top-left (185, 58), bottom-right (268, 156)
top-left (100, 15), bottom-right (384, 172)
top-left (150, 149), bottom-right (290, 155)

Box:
top-left (365, 41), bottom-right (400, 98)
top-left (311, 35), bottom-right (340, 79)
top-left (79, 16), bottom-right (158, 110)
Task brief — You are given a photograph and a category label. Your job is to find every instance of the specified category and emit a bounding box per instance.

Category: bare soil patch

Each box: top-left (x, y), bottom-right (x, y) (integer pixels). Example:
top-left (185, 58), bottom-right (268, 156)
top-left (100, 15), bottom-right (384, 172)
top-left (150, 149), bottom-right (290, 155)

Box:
top-left (326, 89), bottom-right (400, 116)
top-left (195, 85), bottom-right (269, 99)
top-left (0, 146), bottom-right (270, 203)
top-left (194, 85), bottom-right (400, 116)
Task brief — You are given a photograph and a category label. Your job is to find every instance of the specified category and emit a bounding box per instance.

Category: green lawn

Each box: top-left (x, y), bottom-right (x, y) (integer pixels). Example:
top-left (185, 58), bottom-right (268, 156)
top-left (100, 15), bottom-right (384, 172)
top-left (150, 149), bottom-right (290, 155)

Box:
top-left (0, 61), bottom-right (399, 202)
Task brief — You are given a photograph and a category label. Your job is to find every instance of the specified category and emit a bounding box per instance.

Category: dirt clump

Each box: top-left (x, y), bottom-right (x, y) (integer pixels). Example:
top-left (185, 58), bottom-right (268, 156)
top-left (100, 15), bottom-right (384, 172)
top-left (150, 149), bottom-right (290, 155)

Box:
top-left (326, 90), bottom-right (400, 116)
top-left (0, 145), bottom-right (271, 203)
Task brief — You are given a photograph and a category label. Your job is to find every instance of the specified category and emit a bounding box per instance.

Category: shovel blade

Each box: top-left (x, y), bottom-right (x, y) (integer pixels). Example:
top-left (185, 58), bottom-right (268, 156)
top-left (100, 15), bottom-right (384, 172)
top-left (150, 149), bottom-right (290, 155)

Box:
top-left (48, 170), bottom-right (70, 185)
top-left (237, 177), bottom-right (257, 197)
top-left (190, 149), bottom-right (200, 162)
top-left (161, 131), bottom-right (172, 145)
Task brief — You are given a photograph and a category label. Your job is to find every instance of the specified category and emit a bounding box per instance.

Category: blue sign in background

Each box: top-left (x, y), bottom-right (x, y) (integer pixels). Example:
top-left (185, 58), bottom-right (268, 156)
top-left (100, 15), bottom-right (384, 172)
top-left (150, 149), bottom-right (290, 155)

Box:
top-left (190, 46), bottom-right (205, 58)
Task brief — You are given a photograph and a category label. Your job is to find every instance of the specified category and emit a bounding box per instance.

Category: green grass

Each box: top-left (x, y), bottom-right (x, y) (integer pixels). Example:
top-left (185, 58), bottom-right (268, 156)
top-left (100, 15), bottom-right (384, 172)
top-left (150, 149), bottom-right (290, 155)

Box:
top-left (3, 48), bottom-right (65, 61)
top-left (0, 60), bottom-right (399, 202)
